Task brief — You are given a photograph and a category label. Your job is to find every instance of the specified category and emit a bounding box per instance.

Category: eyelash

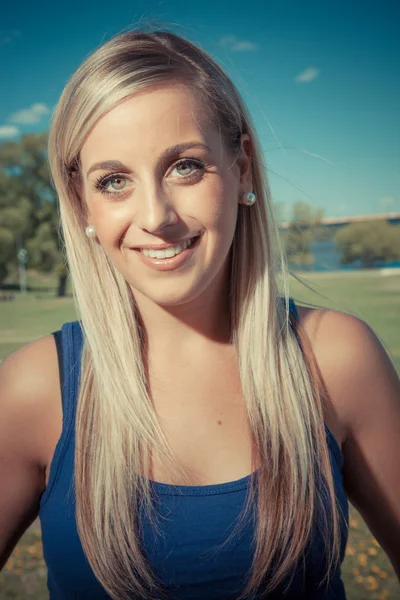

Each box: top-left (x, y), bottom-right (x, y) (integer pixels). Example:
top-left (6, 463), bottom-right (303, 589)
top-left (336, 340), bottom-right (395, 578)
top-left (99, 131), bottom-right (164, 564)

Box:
top-left (93, 158), bottom-right (206, 197)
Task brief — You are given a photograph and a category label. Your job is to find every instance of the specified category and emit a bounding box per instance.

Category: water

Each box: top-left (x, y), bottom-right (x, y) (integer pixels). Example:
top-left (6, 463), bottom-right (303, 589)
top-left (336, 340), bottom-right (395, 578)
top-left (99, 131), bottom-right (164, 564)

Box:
top-left (309, 241), bottom-right (341, 271)
top-left (295, 240), bottom-right (400, 271)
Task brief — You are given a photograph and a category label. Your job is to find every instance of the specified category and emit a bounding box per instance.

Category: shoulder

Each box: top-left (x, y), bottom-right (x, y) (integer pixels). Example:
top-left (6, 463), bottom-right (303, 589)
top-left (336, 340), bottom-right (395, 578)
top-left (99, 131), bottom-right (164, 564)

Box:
top-left (296, 305), bottom-right (398, 441)
top-left (296, 304), bottom-right (380, 377)
top-left (0, 336), bottom-right (62, 563)
top-left (295, 305), bottom-right (400, 571)
top-left (0, 335), bottom-right (62, 470)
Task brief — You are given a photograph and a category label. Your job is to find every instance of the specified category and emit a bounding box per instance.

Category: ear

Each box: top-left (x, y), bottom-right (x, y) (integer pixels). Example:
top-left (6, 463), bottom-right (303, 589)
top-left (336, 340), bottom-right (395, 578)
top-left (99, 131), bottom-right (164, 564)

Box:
top-left (236, 134), bottom-right (254, 203)
top-left (69, 162), bottom-right (91, 223)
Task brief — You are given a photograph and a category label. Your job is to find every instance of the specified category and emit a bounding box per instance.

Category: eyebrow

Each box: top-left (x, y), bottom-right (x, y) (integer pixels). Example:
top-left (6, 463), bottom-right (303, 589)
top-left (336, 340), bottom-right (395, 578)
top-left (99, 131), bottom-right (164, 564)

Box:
top-left (86, 142), bottom-right (212, 178)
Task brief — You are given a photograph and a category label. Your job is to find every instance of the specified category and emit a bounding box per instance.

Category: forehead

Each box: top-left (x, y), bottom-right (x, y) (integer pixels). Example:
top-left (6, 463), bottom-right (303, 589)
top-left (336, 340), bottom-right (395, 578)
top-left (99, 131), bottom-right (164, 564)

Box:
top-left (80, 85), bottom-right (216, 166)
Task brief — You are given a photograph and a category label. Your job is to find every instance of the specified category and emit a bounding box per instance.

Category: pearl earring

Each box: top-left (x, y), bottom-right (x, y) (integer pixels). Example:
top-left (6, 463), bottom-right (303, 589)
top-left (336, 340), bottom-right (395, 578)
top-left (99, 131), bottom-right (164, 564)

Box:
top-left (85, 225), bottom-right (96, 238)
top-left (243, 192), bottom-right (256, 206)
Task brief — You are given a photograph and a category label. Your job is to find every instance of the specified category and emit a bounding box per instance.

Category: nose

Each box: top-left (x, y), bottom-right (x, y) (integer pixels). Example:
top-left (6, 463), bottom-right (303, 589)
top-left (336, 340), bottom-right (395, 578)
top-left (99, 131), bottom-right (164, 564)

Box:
top-left (134, 182), bottom-right (178, 234)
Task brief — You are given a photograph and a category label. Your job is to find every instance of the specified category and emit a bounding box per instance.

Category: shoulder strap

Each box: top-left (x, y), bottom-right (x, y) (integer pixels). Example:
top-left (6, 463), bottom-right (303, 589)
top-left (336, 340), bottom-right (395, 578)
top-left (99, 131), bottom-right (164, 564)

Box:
top-left (288, 298), bottom-right (299, 321)
top-left (53, 329), bottom-right (64, 398)
top-left (51, 321), bottom-right (84, 418)
top-left (40, 322), bottom-right (83, 507)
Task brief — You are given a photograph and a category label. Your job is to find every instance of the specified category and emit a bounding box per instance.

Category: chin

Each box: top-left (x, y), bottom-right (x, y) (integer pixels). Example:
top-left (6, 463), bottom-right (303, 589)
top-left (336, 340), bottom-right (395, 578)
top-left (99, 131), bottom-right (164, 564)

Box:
top-left (130, 280), bottom-right (207, 309)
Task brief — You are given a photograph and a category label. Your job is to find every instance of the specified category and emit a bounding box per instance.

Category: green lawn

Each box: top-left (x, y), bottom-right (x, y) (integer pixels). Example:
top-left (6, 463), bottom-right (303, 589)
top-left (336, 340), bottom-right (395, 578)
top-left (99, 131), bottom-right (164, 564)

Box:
top-left (0, 269), bottom-right (399, 599)
top-left (289, 269), bottom-right (400, 373)
top-left (0, 295), bottom-right (76, 359)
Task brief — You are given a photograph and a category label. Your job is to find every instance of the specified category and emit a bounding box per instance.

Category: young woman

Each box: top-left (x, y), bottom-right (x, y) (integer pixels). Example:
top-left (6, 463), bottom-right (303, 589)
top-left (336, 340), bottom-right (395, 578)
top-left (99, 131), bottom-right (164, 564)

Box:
top-left (0, 30), bottom-right (399, 600)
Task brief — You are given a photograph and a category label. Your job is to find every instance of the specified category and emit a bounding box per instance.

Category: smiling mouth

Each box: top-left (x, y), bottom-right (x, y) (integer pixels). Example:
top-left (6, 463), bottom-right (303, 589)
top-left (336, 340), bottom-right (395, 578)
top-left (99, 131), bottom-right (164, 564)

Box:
top-left (135, 236), bottom-right (200, 259)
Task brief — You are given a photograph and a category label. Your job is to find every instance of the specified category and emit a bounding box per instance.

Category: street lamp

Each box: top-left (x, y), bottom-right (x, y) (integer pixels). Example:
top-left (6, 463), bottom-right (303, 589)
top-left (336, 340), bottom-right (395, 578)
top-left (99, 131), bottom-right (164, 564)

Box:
top-left (17, 247), bottom-right (28, 294)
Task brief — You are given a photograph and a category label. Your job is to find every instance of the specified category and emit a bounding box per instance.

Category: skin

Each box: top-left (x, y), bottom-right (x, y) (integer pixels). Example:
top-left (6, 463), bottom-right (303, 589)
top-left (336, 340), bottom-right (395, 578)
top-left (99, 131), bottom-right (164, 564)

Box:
top-left (80, 85), bottom-right (252, 347)
top-left (0, 84), bottom-right (399, 580)
top-left (79, 85), bottom-right (255, 482)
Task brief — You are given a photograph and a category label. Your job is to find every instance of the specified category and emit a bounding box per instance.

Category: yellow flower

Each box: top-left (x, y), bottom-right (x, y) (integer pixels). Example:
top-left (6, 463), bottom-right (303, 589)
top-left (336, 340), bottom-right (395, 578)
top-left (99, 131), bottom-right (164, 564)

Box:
top-left (349, 518), bottom-right (358, 528)
top-left (371, 565), bottom-right (380, 574)
top-left (345, 545), bottom-right (355, 556)
top-left (355, 575), bottom-right (364, 584)
top-left (366, 575), bottom-right (379, 591)
top-left (352, 568), bottom-right (360, 576)
top-left (358, 553), bottom-right (368, 567)
top-left (378, 569), bottom-right (388, 579)
top-left (368, 547), bottom-right (378, 556)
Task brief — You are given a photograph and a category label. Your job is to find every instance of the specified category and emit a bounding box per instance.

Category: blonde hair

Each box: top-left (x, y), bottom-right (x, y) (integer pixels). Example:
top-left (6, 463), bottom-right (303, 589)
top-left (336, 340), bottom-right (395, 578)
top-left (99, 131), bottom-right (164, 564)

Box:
top-left (48, 29), bottom-right (342, 599)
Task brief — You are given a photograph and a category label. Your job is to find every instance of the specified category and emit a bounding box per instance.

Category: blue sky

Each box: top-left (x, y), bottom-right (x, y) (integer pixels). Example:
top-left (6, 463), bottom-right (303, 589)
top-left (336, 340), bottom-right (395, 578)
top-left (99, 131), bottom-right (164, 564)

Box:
top-left (0, 0), bottom-right (398, 218)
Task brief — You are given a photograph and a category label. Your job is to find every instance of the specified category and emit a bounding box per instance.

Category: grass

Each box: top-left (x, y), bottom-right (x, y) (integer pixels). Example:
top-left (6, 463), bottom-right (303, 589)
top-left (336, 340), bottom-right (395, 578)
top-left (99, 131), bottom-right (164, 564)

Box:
top-left (0, 269), bottom-right (399, 599)
top-left (0, 295), bottom-right (76, 358)
top-left (289, 269), bottom-right (400, 371)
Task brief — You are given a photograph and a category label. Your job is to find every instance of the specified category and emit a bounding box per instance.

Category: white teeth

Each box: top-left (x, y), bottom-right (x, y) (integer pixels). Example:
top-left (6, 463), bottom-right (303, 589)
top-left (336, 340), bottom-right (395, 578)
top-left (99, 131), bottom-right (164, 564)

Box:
top-left (165, 247), bottom-right (176, 258)
top-left (141, 237), bottom-right (195, 259)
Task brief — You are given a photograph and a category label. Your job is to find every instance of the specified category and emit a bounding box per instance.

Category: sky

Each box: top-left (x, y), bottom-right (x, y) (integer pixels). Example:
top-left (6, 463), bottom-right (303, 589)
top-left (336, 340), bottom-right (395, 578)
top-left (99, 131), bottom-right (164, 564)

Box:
top-left (0, 0), bottom-right (399, 218)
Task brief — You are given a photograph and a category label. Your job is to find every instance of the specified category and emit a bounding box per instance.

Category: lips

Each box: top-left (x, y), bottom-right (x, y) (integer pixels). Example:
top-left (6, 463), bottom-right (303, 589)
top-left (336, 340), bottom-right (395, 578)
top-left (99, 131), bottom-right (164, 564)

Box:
top-left (133, 234), bottom-right (201, 271)
top-left (141, 237), bottom-right (195, 259)
top-left (132, 234), bottom-right (200, 251)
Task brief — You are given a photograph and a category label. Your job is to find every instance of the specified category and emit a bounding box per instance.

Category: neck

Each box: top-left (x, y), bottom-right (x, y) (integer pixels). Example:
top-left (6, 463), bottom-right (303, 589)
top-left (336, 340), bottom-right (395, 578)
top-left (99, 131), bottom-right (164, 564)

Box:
top-left (132, 277), bottom-right (232, 355)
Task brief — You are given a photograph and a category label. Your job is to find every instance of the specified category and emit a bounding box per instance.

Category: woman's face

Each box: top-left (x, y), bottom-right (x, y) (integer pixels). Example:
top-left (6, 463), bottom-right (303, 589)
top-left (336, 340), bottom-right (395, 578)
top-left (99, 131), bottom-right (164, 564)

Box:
top-left (80, 84), bottom-right (252, 308)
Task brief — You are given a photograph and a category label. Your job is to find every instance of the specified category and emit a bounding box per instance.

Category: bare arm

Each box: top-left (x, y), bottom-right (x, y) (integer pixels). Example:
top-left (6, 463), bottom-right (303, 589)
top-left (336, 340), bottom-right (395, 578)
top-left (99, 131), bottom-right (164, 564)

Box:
top-left (301, 308), bottom-right (400, 578)
top-left (0, 335), bottom-right (60, 569)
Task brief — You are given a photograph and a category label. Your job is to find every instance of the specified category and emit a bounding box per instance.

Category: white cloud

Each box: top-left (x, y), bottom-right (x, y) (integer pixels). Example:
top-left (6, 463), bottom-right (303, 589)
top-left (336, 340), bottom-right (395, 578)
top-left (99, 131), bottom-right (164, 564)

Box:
top-left (295, 67), bottom-right (320, 83)
top-left (0, 125), bottom-right (20, 138)
top-left (9, 103), bottom-right (50, 125)
top-left (233, 41), bottom-right (258, 51)
top-left (219, 35), bottom-right (258, 52)
top-left (220, 35), bottom-right (236, 47)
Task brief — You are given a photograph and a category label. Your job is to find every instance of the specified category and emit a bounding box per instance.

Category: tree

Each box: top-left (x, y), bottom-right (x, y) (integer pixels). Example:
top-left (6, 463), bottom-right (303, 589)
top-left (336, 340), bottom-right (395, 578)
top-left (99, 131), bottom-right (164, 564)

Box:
top-left (273, 201), bottom-right (288, 224)
top-left (282, 201), bottom-right (324, 266)
top-left (291, 201), bottom-right (324, 227)
top-left (0, 169), bottom-right (32, 283)
top-left (336, 221), bottom-right (400, 267)
top-left (0, 134), bottom-right (67, 295)
top-left (283, 225), bottom-right (314, 265)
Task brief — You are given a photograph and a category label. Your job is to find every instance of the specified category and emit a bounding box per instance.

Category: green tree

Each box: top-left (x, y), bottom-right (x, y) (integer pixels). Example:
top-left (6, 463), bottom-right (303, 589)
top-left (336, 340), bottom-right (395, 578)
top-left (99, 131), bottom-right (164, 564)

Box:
top-left (0, 169), bottom-right (32, 283)
top-left (273, 201), bottom-right (287, 224)
top-left (291, 200), bottom-right (324, 227)
top-left (336, 221), bottom-right (400, 267)
top-left (0, 134), bottom-right (67, 295)
top-left (282, 201), bottom-right (324, 266)
top-left (283, 225), bottom-right (314, 265)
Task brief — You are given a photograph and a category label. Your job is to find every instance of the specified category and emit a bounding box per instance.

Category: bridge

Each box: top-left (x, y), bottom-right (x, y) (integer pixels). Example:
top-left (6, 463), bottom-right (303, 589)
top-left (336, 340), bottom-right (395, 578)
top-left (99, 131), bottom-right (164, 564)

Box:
top-left (280, 211), bottom-right (400, 230)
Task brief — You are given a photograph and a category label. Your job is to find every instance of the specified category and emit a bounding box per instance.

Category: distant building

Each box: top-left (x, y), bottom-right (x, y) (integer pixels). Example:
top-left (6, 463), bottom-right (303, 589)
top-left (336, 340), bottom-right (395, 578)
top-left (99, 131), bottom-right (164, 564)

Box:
top-left (280, 211), bottom-right (400, 231)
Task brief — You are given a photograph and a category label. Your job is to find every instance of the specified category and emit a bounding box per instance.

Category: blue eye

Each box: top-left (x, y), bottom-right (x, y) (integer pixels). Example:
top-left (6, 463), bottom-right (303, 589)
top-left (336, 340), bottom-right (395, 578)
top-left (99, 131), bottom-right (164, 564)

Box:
top-left (94, 174), bottom-right (129, 196)
top-left (172, 159), bottom-right (205, 179)
top-left (106, 176), bottom-right (127, 190)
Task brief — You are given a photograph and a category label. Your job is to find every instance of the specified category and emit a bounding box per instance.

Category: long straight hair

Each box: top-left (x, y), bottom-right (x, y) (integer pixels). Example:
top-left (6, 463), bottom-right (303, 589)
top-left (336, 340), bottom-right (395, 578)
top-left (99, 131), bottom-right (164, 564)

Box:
top-left (48, 30), bottom-right (342, 599)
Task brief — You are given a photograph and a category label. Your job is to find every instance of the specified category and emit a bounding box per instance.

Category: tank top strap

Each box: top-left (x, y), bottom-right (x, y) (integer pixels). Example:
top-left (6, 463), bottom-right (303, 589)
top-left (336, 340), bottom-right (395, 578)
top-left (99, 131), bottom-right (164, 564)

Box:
top-left (58, 320), bottom-right (84, 420)
top-left (279, 296), bottom-right (299, 325)
top-left (284, 299), bottom-right (345, 471)
top-left (288, 297), bottom-right (299, 320)
top-left (40, 320), bottom-right (84, 507)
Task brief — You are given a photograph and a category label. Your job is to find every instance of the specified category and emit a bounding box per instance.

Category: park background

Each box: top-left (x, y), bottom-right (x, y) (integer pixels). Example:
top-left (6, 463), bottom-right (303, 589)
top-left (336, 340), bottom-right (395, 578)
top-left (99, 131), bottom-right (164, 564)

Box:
top-left (0, 0), bottom-right (399, 598)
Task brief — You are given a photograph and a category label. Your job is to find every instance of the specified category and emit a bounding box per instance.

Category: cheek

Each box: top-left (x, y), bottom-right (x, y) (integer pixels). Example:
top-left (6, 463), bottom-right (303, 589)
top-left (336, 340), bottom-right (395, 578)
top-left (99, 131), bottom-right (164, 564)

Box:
top-left (201, 180), bottom-right (239, 240)
top-left (86, 197), bottom-right (129, 249)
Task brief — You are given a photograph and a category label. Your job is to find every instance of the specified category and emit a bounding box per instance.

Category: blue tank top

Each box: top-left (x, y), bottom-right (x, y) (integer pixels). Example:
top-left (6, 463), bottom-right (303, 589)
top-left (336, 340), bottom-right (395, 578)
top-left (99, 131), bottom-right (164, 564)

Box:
top-left (39, 302), bottom-right (349, 599)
